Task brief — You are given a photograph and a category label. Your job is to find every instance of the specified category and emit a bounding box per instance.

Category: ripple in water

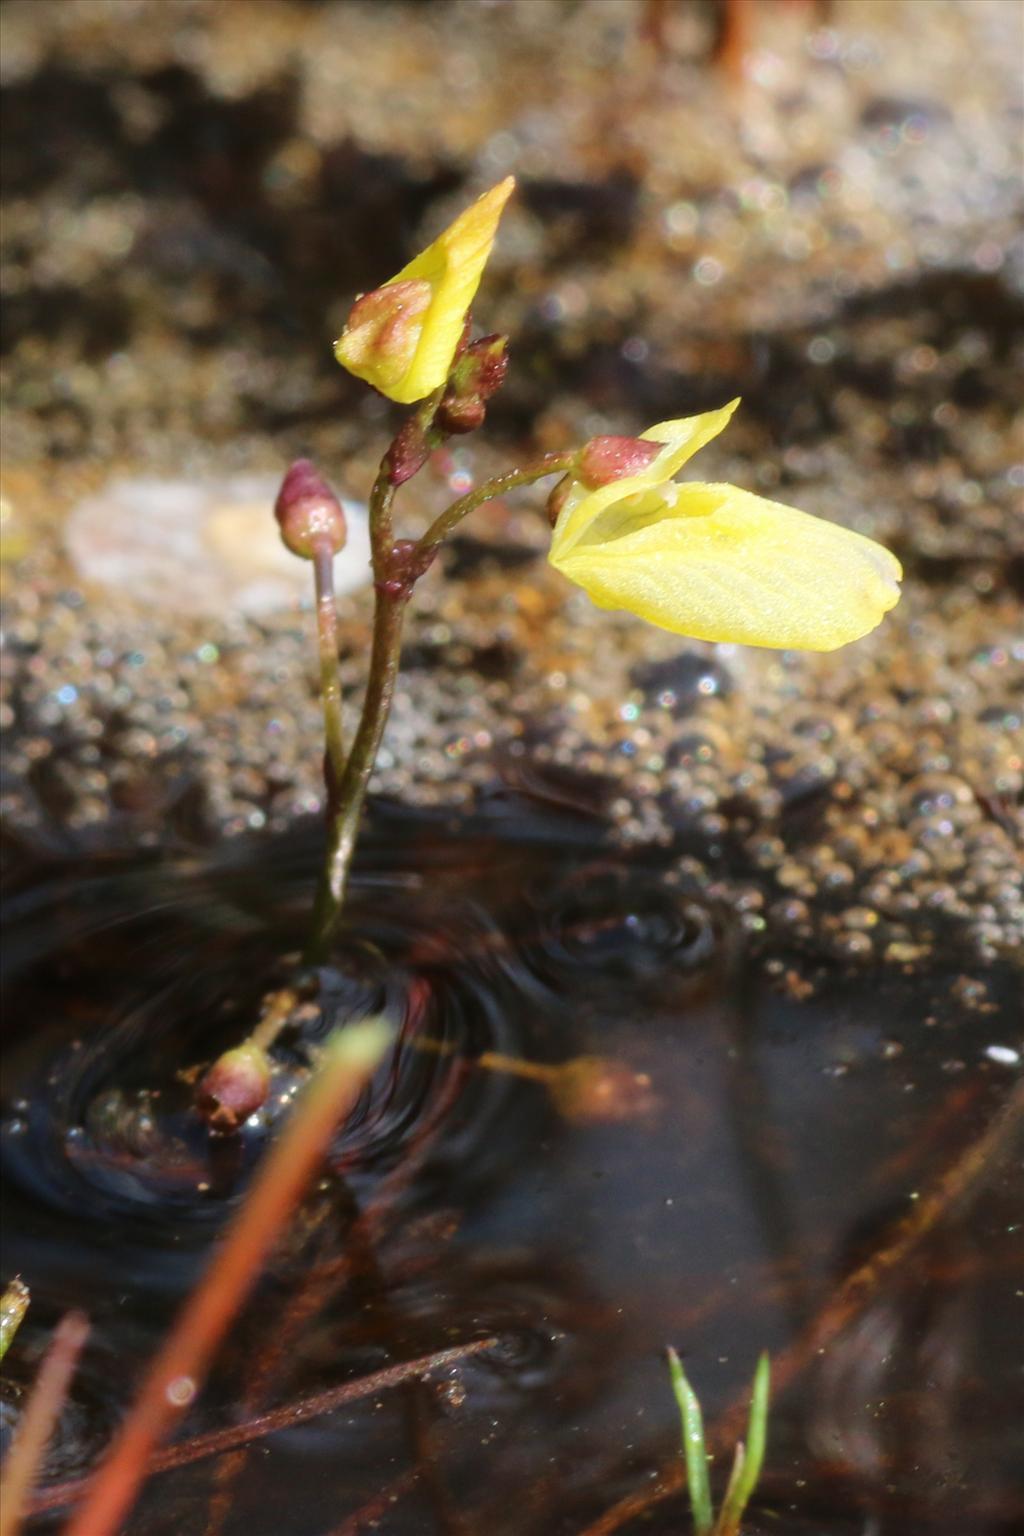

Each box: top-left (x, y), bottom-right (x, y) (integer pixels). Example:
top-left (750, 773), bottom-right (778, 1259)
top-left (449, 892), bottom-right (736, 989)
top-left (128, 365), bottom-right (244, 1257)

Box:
top-left (3, 806), bottom-right (1020, 1536)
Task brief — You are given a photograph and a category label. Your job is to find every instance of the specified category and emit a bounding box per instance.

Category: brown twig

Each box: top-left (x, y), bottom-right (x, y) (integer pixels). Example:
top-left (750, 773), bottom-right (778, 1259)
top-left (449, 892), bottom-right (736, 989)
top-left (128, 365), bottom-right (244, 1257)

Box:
top-left (577, 1079), bottom-right (1024, 1536)
top-left (63, 1021), bottom-right (390, 1536)
top-left (0, 1310), bottom-right (89, 1536)
top-left (34, 1338), bottom-right (495, 1518)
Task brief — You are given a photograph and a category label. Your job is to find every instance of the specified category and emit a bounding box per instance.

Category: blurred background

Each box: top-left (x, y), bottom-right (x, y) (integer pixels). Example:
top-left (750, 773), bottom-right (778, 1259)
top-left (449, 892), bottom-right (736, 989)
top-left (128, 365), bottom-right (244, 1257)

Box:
top-left (2, 0), bottom-right (1021, 963)
top-left (1, 6), bottom-right (1023, 1536)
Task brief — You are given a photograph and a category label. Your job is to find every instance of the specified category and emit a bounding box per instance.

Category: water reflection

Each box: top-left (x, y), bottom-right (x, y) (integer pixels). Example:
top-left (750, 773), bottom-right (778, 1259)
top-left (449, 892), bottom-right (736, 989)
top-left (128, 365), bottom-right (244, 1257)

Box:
top-left (1, 806), bottom-right (1020, 1534)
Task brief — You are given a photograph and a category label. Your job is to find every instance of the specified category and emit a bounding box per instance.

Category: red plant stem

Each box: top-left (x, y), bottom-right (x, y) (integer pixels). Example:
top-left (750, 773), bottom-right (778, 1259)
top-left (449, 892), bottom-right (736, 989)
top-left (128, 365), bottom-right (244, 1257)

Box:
top-left (34, 1338), bottom-right (494, 1518)
top-left (303, 584), bottom-right (408, 962)
top-left (0, 1310), bottom-right (89, 1536)
top-left (367, 465), bottom-right (396, 569)
top-left (64, 1021), bottom-right (390, 1536)
top-left (303, 452), bottom-right (573, 964)
top-left (313, 541), bottom-right (346, 800)
top-left (578, 1078), bottom-right (1024, 1536)
top-left (412, 454), bottom-right (572, 563)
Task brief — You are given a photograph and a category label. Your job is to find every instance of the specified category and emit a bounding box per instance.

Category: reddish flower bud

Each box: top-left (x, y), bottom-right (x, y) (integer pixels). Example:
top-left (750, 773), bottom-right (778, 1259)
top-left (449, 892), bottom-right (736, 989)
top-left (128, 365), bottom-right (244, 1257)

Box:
top-left (274, 458), bottom-right (347, 559)
top-left (576, 435), bottom-right (661, 489)
top-left (457, 334), bottom-right (510, 402)
top-left (386, 418), bottom-right (433, 487)
top-left (437, 334), bottom-right (509, 436)
top-left (436, 396), bottom-right (486, 435)
top-left (197, 1041), bottom-right (271, 1133)
top-left (335, 278), bottom-right (433, 399)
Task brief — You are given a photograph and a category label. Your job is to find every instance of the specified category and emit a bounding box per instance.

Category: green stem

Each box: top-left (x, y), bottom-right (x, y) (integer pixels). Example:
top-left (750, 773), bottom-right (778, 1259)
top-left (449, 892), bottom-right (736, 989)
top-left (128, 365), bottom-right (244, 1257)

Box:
top-left (312, 542), bottom-right (346, 799)
top-left (303, 452), bottom-right (572, 964)
top-left (367, 465), bottom-right (396, 573)
top-left (413, 453), bottom-right (573, 563)
top-left (304, 583), bottom-right (407, 963)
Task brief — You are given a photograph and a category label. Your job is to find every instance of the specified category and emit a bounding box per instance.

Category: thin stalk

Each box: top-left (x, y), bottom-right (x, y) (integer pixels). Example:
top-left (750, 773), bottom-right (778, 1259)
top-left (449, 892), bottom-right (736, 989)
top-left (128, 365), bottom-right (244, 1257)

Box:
top-left (313, 543), bottom-right (346, 799)
top-left (249, 986), bottom-right (300, 1052)
top-left (64, 1020), bottom-right (391, 1536)
top-left (303, 454), bottom-right (570, 964)
top-left (413, 454), bottom-right (573, 563)
top-left (367, 465), bottom-right (396, 574)
top-left (0, 1310), bottom-right (89, 1536)
top-left (304, 586), bottom-right (407, 962)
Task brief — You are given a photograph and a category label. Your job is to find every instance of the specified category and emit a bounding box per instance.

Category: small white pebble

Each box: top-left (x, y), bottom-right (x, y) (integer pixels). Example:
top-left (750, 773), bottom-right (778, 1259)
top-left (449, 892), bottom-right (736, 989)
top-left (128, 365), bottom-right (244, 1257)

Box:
top-left (984, 1044), bottom-right (1020, 1066)
top-left (66, 477), bottom-right (370, 617)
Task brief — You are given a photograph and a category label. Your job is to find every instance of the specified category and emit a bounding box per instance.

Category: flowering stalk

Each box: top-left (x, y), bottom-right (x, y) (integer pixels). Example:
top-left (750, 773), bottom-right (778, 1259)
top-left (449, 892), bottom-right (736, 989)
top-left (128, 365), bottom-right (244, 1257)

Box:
top-left (414, 454), bottom-right (573, 564)
top-left (303, 447), bottom-right (571, 963)
top-left (313, 543), bottom-right (346, 798)
top-left (198, 175), bottom-right (901, 1123)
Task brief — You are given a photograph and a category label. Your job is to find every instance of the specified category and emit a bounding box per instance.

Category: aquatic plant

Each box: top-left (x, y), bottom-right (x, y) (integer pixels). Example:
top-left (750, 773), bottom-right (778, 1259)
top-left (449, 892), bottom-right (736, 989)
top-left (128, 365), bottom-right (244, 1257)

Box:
top-left (319, 178), bottom-right (899, 937)
top-left (194, 176), bottom-right (900, 1126)
top-left (667, 1348), bottom-right (770, 1536)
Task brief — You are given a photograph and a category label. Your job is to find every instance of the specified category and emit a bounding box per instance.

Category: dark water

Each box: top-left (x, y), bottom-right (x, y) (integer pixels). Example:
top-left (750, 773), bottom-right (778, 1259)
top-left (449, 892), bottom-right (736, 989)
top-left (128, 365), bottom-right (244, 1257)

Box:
top-left (1, 804), bottom-right (1021, 1536)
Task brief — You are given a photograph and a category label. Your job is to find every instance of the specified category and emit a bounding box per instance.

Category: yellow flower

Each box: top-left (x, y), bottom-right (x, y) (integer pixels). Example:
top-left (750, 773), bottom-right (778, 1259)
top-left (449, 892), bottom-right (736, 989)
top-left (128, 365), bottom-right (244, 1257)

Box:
top-left (548, 400), bottom-right (902, 651)
top-left (334, 177), bottom-right (515, 405)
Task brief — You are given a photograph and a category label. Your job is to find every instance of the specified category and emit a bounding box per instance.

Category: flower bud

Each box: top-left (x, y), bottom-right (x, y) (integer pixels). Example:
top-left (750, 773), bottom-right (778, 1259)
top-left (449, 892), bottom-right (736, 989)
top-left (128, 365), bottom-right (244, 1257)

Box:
top-left (335, 279), bottom-right (433, 398)
top-left (576, 435), bottom-right (662, 489)
top-left (436, 396), bottom-right (486, 435)
top-left (197, 1041), bottom-right (271, 1132)
top-left (456, 334), bottom-right (510, 401)
top-left (274, 458), bottom-right (347, 559)
top-left (333, 180), bottom-right (514, 404)
top-left (437, 333), bottom-right (509, 435)
top-left (386, 418), bottom-right (433, 487)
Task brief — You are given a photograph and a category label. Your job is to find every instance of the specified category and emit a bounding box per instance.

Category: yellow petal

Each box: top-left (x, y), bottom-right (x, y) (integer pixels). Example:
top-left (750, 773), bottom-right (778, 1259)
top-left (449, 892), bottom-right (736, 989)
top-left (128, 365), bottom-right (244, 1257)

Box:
top-left (550, 482), bottom-right (902, 651)
top-left (335, 178), bottom-right (515, 404)
top-left (553, 399), bottom-right (739, 553)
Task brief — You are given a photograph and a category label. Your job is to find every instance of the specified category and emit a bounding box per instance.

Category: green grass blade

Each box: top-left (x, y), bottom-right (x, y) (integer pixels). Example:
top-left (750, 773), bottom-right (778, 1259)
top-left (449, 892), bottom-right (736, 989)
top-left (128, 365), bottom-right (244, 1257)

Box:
top-left (716, 1440), bottom-right (746, 1533)
top-left (0, 1277), bottom-right (30, 1364)
top-left (667, 1346), bottom-right (714, 1536)
top-left (716, 1352), bottom-right (771, 1535)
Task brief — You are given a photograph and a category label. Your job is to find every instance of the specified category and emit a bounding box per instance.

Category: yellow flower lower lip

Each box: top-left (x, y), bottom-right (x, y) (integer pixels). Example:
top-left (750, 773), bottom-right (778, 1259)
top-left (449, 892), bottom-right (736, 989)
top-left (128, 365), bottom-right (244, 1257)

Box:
top-left (551, 480), bottom-right (902, 651)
